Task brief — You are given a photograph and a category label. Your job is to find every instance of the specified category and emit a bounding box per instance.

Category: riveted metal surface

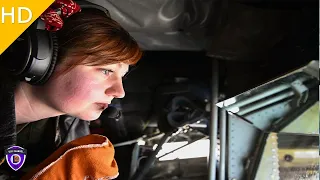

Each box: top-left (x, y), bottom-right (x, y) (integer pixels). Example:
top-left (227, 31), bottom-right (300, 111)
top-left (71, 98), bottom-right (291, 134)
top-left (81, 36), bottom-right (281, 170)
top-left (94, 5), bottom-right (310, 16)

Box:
top-left (255, 133), bottom-right (280, 180)
top-left (228, 113), bottom-right (261, 180)
top-left (243, 100), bottom-right (292, 131)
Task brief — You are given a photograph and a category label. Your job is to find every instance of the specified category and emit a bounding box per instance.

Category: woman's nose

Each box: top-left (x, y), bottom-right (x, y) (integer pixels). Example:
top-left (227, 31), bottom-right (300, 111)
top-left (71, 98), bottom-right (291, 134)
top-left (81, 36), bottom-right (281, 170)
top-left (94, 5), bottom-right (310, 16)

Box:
top-left (106, 79), bottom-right (125, 98)
top-left (115, 83), bottom-right (125, 98)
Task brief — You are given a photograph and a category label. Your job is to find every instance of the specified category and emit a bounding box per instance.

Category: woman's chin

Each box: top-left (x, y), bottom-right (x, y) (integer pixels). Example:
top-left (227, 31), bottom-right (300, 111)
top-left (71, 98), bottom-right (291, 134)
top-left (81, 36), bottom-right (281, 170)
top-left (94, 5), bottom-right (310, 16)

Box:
top-left (75, 111), bottom-right (103, 121)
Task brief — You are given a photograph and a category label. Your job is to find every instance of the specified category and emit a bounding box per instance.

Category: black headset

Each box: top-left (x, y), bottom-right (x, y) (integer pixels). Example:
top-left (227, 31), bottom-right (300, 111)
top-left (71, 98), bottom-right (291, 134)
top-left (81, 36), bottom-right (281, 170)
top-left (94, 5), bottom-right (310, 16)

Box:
top-left (0, 0), bottom-right (110, 85)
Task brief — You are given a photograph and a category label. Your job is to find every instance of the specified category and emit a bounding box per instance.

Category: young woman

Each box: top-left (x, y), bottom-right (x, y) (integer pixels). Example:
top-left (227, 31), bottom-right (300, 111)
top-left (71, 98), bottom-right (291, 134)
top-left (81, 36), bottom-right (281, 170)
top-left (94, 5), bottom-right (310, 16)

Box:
top-left (0, 0), bottom-right (142, 177)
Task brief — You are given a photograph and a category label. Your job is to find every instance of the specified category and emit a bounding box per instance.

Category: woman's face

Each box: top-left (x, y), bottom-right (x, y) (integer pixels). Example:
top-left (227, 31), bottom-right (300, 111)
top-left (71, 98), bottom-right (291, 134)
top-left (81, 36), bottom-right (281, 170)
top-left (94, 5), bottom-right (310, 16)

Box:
top-left (41, 62), bottom-right (129, 120)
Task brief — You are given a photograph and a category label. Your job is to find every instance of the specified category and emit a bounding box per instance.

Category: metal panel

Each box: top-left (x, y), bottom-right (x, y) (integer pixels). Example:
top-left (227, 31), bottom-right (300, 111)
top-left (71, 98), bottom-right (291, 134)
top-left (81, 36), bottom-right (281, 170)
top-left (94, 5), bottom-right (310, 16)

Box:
top-left (280, 102), bottom-right (319, 134)
top-left (228, 113), bottom-right (261, 180)
top-left (254, 133), bottom-right (280, 180)
top-left (219, 61), bottom-right (319, 180)
top-left (244, 100), bottom-right (292, 130)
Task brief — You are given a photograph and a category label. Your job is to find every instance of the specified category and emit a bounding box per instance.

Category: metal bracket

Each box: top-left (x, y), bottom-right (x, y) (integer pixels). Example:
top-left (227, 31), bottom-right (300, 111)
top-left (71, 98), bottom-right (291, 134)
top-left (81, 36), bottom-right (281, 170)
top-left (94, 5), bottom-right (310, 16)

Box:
top-left (290, 80), bottom-right (309, 108)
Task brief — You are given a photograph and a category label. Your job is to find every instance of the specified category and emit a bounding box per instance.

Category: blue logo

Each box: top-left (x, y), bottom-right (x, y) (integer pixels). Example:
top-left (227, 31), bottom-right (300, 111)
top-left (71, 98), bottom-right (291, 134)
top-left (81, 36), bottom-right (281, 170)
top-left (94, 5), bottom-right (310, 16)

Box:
top-left (5, 146), bottom-right (27, 171)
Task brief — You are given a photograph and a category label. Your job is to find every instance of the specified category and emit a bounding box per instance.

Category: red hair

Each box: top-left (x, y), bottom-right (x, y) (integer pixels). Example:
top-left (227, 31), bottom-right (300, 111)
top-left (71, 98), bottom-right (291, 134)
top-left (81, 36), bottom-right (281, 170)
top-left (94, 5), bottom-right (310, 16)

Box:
top-left (56, 9), bottom-right (142, 74)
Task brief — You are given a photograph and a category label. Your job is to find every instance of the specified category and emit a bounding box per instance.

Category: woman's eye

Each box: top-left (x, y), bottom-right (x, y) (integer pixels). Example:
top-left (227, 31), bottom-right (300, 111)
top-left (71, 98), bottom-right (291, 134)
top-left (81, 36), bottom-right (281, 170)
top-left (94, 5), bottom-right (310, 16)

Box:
top-left (102, 69), bottom-right (114, 76)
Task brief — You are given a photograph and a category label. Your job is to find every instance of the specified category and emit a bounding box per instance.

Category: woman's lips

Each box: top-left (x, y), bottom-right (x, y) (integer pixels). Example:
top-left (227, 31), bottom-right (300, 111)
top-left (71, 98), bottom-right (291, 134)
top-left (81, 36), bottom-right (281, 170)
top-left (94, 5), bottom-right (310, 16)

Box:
top-left (96, 103), bottom-right (108, 110)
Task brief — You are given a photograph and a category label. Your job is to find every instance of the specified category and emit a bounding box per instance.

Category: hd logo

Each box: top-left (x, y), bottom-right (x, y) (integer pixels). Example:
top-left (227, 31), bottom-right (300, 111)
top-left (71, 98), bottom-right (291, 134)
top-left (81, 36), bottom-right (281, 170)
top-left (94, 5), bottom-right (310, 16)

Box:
top-left (1, 7), bottom-right (33, 24)
top-left (0, 0), bottom-right (54, 54)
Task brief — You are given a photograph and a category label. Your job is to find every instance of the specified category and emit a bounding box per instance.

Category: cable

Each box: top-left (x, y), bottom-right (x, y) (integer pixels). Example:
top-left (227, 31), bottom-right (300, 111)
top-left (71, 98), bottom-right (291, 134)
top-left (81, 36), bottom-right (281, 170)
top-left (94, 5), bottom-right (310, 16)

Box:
top-left (113, 132), bottom-right (165, 148)
top-left (130, 132), bottom-right (172, 180)
top-left (156, 135), bottom-right (209, 160)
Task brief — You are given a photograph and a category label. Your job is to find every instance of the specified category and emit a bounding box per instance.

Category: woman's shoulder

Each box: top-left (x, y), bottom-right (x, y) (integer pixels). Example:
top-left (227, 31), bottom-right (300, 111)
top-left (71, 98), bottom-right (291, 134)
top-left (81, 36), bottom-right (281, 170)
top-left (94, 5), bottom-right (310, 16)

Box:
top-left (17, 115), bottom-right (89, 147)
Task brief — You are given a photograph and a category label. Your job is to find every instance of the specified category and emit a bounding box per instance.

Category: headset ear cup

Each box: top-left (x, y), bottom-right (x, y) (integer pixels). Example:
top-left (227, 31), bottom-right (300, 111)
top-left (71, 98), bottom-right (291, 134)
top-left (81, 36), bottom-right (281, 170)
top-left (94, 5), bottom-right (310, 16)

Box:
top-left (36, 32), bottom-right (59, 85)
